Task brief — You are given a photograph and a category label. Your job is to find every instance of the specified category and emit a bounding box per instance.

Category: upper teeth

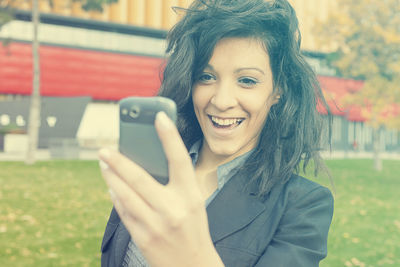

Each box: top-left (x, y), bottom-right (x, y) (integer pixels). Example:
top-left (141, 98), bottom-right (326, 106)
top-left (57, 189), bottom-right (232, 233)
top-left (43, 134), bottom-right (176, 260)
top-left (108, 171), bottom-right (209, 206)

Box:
top-left (211, 116), bottom-right (243, 126)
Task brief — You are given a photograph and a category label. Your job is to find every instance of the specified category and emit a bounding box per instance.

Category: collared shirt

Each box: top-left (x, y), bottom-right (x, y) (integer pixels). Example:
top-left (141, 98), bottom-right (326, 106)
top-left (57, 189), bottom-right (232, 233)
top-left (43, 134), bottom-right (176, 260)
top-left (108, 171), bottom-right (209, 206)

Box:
top-left (123, 139), bottom-right (253, 267)
top-left (188, 139), bottom-right (252, 206)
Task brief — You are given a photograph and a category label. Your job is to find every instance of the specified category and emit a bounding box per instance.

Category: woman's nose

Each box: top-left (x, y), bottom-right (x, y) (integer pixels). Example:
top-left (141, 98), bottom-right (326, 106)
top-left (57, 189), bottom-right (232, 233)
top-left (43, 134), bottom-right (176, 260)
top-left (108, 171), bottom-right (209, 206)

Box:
top-left (210, 81), bottom-right (238, 111)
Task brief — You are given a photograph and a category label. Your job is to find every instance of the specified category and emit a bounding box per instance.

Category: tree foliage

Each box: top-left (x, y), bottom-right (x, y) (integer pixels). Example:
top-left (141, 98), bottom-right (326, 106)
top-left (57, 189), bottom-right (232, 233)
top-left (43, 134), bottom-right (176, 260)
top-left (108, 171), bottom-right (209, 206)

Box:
top-left (72, 0), bottom-right (118, 12)
top-left (315, 0), bottom-right (400, 130)
top-left (0, 0), bottom-right (15, 30)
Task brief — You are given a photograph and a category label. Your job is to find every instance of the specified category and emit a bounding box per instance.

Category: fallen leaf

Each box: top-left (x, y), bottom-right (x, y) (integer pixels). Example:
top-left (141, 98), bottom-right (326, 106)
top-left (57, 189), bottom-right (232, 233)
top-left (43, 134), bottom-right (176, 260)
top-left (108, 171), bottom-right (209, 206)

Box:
top-left (359, 210), bottom-right (367, 216)
top-left (20, 214), bottom-right (37, 225)
top-left (48, 252), bottom-right (58, 258)
top-left (7, 213), bottom-right (16, 222)
top-left (21, 248), bottom-right (31, 257)
top-left (351, 257), bottom-right (366, 267)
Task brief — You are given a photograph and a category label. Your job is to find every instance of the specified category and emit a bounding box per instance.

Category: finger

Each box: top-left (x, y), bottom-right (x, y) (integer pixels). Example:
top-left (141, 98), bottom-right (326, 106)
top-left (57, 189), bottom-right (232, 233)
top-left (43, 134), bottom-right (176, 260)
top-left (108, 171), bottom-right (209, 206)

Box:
top-left (102, 165), bottom-right (165, 248)
top-left (100, 159), bottom-right (157, 224)
top-left (154, 112), bottom-right (195, 186)
top-left (110, 189), bottom-right (151, 246)
top-left (99, 149), bottom-right (165, 205)
top-left (109, 188), bottom-right (136, 223)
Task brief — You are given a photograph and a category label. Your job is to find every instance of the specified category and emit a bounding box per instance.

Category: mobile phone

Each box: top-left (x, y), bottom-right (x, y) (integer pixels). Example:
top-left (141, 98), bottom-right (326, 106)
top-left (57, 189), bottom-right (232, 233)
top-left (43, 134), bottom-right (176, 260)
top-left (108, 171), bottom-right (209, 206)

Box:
top-left (119, 96), bottom-right (177, 185)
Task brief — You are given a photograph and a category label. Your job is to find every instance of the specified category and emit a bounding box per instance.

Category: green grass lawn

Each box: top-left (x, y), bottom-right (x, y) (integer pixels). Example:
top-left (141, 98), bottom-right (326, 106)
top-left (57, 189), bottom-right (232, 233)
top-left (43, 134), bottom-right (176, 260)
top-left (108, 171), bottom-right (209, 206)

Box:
top-left (0, 159), bottom-right (399, 266)
top-left (311, 160), bottom-right (400, 267)
top-left (0, 161), bottom-right (112, 267)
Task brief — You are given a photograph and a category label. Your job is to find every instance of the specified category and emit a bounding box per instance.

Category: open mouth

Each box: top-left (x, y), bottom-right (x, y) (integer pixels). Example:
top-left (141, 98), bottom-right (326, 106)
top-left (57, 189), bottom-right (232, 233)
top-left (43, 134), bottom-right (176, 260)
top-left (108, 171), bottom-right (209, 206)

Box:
top-left (208, 115), bottom-right (244, 129)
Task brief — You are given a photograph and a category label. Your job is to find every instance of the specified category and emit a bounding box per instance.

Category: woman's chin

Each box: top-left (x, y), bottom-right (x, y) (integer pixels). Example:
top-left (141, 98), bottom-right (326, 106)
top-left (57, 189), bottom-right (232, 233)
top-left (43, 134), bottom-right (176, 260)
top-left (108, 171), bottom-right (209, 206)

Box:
top-left (208, 144), bottom-right (243, 160)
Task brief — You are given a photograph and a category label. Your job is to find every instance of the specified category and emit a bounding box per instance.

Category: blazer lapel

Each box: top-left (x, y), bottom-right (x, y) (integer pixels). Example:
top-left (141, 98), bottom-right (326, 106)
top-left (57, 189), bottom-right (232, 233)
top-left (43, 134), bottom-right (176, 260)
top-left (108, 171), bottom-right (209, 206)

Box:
top-left (206, 172), bottom-right (266, 243)
top-left (106, 174), bottom-right (271, 264)
top-left (114, 222), bottom-right (131, 267)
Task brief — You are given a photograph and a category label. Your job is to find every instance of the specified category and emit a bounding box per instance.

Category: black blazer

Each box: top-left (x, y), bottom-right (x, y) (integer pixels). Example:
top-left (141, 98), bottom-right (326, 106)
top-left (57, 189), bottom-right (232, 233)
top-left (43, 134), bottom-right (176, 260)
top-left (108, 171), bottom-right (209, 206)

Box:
top-left (101, 173), bottom-right (334, 267)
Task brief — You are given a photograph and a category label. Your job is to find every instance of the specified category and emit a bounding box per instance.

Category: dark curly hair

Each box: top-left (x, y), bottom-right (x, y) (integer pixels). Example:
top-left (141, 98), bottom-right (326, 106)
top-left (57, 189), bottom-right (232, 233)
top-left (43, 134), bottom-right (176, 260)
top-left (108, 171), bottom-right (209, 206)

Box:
top-left (159, 0), bottom-right (331, 197)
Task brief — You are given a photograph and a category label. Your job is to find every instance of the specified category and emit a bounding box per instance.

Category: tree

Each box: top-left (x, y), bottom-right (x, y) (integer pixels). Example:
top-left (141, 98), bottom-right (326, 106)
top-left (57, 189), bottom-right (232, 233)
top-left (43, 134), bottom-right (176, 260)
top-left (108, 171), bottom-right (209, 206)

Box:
top-left (0, 1), bottom-right (15, 31)
top-left (315, 0), bottom-right (400, 171)
top-left (25, 0), bottom-right (40, 164)
top-left (1, 0), bottom-right (118, 164)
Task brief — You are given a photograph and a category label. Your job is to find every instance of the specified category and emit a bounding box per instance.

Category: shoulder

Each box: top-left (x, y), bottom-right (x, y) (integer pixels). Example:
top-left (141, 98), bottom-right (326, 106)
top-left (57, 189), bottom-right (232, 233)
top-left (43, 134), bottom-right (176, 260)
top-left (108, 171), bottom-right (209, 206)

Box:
top-left (259, 173), bottom-right (334, 227)
top-left (282, 174), bottom-right (333, 201)
top-left (207, 173), bottom-right (334, 266)
top-left (253, 175), bottom-right (334, 265)
top-left (270, 174), bottom-right (335, 236)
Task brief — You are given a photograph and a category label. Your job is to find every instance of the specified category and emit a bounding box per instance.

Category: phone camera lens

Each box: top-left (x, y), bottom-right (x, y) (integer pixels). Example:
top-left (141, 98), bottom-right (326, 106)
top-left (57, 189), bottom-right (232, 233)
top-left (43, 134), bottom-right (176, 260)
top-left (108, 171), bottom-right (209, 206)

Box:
top-left (129, 105), bottom-right (140, 118)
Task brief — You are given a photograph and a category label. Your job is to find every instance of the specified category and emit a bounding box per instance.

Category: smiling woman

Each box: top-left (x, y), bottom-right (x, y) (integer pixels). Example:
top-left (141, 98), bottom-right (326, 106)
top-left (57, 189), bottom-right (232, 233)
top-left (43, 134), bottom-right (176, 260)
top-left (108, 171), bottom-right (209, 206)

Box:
top-left (99, 1), bottom-right (334, 267)
top-left (192, 38), bottom-right (278, 163)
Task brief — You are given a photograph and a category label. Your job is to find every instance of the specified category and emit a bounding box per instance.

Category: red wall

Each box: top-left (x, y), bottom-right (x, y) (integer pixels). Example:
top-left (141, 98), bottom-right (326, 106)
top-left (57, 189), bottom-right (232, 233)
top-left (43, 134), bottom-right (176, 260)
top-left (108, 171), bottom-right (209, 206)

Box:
top-left (317, 75), bottom-right (365, 121)
top-left (2, 42), bottom-right (376, 122)
top-left (0, 42), bottom-right (163, 100)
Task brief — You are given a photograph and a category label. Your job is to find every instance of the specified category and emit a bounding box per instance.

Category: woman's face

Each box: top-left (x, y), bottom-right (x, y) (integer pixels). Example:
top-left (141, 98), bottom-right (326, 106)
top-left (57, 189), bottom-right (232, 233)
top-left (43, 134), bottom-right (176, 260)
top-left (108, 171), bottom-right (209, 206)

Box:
top-left (192, 37), bottom-right (278, 160)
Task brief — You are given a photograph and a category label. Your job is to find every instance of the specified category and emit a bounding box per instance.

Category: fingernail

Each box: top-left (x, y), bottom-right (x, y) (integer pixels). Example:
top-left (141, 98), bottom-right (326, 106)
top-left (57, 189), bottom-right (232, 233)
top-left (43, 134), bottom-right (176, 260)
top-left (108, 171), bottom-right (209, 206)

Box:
top-left (99, 148), bottom-right (111, 160)
top-left (156, 111), bottom-right (171, 129)
top-left (99, 160), bottom-right (109, 170)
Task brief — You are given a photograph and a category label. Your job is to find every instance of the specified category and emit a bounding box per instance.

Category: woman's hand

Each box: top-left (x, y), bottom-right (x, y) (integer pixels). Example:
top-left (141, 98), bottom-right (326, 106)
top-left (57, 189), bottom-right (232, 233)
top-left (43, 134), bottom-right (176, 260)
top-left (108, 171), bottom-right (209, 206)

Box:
top-left (98, 112), bottom-right (224, 267)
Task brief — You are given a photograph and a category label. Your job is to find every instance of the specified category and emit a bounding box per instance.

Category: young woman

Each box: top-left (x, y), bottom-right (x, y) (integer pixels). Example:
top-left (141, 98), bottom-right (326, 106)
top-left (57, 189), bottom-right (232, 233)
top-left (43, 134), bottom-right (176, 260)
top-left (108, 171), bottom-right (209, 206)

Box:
top-left (99, 0), bottom-right (334, 266)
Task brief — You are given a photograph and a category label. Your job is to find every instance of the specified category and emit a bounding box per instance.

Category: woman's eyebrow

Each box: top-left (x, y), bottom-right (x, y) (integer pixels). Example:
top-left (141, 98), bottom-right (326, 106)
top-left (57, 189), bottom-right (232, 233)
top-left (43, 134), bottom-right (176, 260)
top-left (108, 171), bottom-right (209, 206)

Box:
top-left (235, 67), bottom-right (265, 75)
top-left (203, 65), bottom-right (265, 75)
top-left (203, 64), bottom-right (215, 71)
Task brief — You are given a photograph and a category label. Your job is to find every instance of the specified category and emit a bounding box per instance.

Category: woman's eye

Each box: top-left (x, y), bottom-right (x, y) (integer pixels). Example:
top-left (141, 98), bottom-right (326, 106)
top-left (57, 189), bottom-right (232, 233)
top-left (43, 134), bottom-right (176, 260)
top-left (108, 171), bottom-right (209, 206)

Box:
top-left (197, 73), bottom-right (215, 84)
top-left (238, 77), bottom-right (258, 87)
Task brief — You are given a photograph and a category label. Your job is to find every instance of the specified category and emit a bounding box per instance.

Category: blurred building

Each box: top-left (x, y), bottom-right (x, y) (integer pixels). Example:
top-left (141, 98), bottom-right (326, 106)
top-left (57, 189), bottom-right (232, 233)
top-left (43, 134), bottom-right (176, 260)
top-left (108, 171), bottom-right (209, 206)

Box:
top-left (7, 0), bottom-right (191, 30)
top-left (7, 0), bottom-right (332, 51)
top-left (0, 0), bottom-right (398, 155)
